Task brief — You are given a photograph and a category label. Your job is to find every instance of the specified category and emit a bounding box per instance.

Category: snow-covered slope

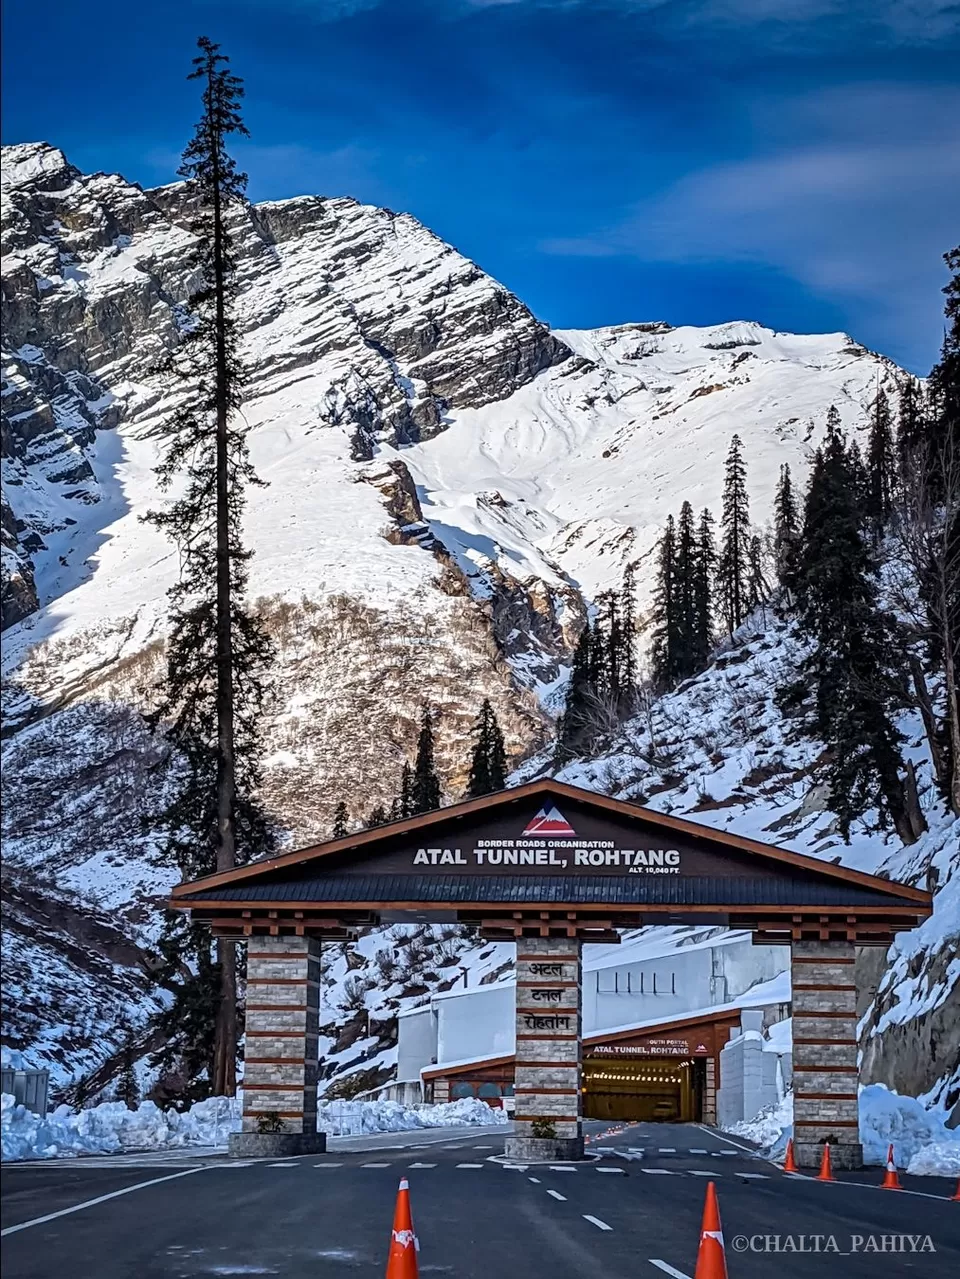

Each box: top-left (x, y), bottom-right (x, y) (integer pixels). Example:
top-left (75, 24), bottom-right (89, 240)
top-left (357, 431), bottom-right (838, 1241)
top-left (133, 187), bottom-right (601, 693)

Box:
top-left (2, 141), bottom-right (942, 1102)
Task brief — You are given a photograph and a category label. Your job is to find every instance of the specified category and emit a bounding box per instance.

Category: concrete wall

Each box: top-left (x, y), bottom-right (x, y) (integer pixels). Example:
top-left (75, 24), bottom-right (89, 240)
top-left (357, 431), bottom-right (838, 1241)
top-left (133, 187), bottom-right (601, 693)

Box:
top-left (396, 1005), bottom-right (436, 1084)
top-left (436, 982), bottom-right (516, 1066)
top-left (716, 1010), bottom-right (784, 1129)
top-left (583, 934), bottom-right (788, 1033)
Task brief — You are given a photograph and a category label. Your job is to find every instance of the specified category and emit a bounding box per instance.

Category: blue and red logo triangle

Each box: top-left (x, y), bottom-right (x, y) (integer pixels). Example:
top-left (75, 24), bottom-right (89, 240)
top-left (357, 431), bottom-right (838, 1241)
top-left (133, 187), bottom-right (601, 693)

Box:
top-left (522, 805), bottom-right (576, 837)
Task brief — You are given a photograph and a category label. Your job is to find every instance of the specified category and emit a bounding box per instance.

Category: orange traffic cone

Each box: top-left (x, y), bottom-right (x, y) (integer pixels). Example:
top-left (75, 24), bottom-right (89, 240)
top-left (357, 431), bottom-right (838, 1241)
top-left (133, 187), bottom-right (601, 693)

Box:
top-left (880, 1144), bottom-right (901, 1191)
top-left (783, 1138), bottom-right (798, 1174)
top-left (816, 1142), bottom-right (835, 1183)
top-left (694, 1180), bottom-right (728, 1279)
top-left (385, 1177), bottom-right (419, 1279)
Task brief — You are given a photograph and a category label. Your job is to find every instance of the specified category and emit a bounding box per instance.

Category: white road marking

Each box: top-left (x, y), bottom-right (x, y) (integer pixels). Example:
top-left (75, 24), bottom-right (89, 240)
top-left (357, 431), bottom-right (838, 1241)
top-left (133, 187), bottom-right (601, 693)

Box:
top-left (737, 1172), bottom-right (770, 1179)
top-left (0, 1168), bottom-right (204, 1236)
top-left (687, 1171), bottom-right (719, 1177)
top-left (361, 1163), bottom-right (391, 1168)
top-left (269, 1162), bottom-right (299, 1168)
top-left (596, 1167), bottom-right (625, 1174)
top-left (528, 1177), bottom-right (541, 1184)
top-left (547, 1189), bottom-right (567, 1201)
top-left (650, 1260), bottom-right (692, 1279)
top-left (696, 1125), bottom-right (759, 1156)
top-left (688, 1149), bottom-right (708, 1155)
top-left (472, 1145), bottom-right (493, 1149)
top-left (658, 1148), bottom-right (677, 1154)
top-left (548, 1165), bottom-right (577, 1172)
top-left (718, 1151), bottom-right (738, 1157)
top-left (456, 1163), bottom-right (484, 1169)
top-left (312, 1163), bottom-right (343, 1168)
top-left (408, 1163), bottom-right (436, 1169)
top-left (583, 1215), bottom-right (613, 1231)
top-left (641, 1168), bottom-right (677, 1175)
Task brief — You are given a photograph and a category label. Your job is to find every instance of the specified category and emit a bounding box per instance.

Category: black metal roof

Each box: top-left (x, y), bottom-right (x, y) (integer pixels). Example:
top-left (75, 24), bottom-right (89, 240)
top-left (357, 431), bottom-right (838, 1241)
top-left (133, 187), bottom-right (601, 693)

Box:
top-left (182, 873), bottom-right (918, 909)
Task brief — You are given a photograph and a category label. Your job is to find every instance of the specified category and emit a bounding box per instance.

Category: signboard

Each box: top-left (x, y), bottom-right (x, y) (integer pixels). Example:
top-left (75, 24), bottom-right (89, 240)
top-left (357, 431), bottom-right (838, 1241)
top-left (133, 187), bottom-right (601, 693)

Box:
top-left (342, 797), bottom-right (785, 879)
top-left (587, 1030), bottom-right (716, 1058)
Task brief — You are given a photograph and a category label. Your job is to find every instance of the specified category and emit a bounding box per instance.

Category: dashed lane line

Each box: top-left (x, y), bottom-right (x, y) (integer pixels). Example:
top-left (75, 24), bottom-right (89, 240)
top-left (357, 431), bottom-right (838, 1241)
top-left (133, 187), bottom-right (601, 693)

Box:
top-left (456, 1164), bottom-right (485, 1169)
top-left (687, 1171), bottom-right (718, 1177)
top-left (658, 1148), bottom-right (677, 1154)
top-left (1, 1168), bottom-right (205, 1237)
top-left (269, 1163), bottom-right (299, 1168)
top-left (361, 1163), bottom-right (392, 1169)
top-left (640, 1169), bottom-right (677, 1175)
top-left (312, 1163), bottom-right (344, 1169)
top-left (649, 1261), bottom-right (692, 1279)
top-left (688, 1149), bottom-right (708, 1155)
top-left (583, 1215), bottom-right (613, 1232)
top-left (408, 1163), bottom-right (436, 1169)
top-left (528, 1177), bottom-right (541, 1184)
top-left (546, 1190), bottom-right (567, 1201)
top-left (596, 1167), bottom-right (625, 1174)
top-left (548, 1165), bottom-right (577, 1172)
top-left (737, 1173), bottom-right (770, 1179)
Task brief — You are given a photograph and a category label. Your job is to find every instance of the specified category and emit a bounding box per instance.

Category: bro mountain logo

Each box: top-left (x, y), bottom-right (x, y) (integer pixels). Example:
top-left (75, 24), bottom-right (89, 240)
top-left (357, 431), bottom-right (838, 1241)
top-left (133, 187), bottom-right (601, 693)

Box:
top-left (522, 805), bottom-right (577, 837)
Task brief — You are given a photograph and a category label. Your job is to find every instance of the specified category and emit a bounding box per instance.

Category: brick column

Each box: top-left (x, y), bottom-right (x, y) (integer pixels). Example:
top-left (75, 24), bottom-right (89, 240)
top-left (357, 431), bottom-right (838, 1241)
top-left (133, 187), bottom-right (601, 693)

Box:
top-left (228, 936), bottom-right (326, 1157)
top-left (791, 939), bottom-right (862, 1170)
top-left (703, 1057), bottom-right (717, 1125)
top-left (504, 937), bottom-right (583, 1161)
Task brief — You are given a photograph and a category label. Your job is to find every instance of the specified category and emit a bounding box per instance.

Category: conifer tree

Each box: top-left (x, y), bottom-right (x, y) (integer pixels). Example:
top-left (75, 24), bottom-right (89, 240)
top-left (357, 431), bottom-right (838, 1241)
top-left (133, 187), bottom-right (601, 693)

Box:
top-left (896, 378), bottom-right (926, 485)
top-left (674, 501), bottom-right (699, 679)
top-left (116, 1028), bottom-right (140, 1111)
top-left (367, 804), bottom-right (389, 828)
top-left (716, 435), bottom-right (751, 634)
top-left (746, 533), bottom-right (771, 613)
top-left (773, 463), bottom-right (800, 594)
top-left (146, 39), bottom-right (272, 1097)
top-left (391, 763), bottom-right (414, 820)
top-left (467, 699), bottom-right (508, 797)
top-left (866, 388), bottom-right (897, 532)
top-left (410, 706), bottom-right (442, 814)
top-left (693, 508), bottom-right (716, 668)
top-left (650, 515), bottom-right (678, 688)
top-left (597, 591), bottom-right (622, 697)
top-left (782, 418), bottom-right (923, 843)
top-left (331, 801), bottom-right (349, 839)
top-left (556, 628), bottom-right (592, 760)
top-left (618, 562), bottom-right (638, 711)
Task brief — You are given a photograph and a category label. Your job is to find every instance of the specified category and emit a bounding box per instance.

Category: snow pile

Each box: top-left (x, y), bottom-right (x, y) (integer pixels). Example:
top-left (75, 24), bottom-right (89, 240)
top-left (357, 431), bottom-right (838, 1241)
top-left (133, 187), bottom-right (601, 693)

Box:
top-left (1, 1092), bottom-right (506, 1162)
top-left (0, 1093), bottom-right (240, 1163)
top-left (318, 1096), bottom-right (508, 1135)
top-left (724, 1084), bottom-right (960, 1176)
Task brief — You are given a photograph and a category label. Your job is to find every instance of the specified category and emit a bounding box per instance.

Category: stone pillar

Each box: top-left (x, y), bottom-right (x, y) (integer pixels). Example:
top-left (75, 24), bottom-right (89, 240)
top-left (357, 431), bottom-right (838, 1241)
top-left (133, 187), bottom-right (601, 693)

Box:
top-left (703, 1057), bottom-right (717, 1125)
top-left (504, 937), bottom-right (584, 1162)
top-left (228, 936), bottom-right (326, 1157)
top-left (791, 939), bottom-right (862, 1170)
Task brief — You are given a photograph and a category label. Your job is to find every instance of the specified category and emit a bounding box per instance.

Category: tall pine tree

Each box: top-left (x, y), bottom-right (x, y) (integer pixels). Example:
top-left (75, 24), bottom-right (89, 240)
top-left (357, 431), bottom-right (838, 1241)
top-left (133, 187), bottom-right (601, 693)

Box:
top-left (866, 388), bottom-right (896, 533)
top-left (692, 508), bottom-right (716, 668)
top-left (618, 562), bottom-right (638, 711)
top-left (716, 434), bottom-right (751, 635)
top-left (782, 418), bottom-right (923, 843)
top-left (773, 463), bottom-right (800, 595)
top-left (650, 515), bottom-right (679, 688)
top-left (673, 501), bottom-right (699, 679)
top-left (466, 699), bottom-right (508, 797)
top-left (410, 706), bottom-right (442, 814)
top-left (556, 628), bottom-right (593, 760)
top-left (146, 39), bottom-right (272, 1097)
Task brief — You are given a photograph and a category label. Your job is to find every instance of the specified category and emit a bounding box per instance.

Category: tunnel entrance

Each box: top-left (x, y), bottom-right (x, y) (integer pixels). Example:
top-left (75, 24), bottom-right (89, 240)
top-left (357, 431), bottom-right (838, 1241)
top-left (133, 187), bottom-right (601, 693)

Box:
top-left (582, 1056), bottom-right (704, 1123)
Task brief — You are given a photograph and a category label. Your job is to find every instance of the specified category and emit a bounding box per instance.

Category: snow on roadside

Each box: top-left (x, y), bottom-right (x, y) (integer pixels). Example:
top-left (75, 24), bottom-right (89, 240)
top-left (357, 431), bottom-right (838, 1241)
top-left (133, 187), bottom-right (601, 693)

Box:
top-left (724, 1084), bottom-right (960, 1176)
top-left (0, 1092), bottom-right (505, 1162)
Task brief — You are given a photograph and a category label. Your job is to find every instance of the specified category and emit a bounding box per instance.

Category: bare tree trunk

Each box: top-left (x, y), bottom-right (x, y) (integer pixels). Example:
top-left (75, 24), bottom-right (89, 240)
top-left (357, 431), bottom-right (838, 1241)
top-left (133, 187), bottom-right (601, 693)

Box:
top-left (903, 759), bottom-right (927, 842)
top-left (910, 658), bottom-right (949, 793)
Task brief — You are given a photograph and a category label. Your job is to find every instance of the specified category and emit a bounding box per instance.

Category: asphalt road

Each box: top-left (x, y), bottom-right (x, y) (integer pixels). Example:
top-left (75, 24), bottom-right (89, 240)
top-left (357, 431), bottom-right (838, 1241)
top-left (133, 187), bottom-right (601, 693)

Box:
top-left (2, 1121), bottom-right (958, 1278)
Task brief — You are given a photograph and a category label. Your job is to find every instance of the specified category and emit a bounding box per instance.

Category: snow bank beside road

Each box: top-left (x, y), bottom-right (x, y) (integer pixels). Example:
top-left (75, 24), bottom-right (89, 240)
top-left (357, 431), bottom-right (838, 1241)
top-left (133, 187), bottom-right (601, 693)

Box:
top-left (0, 1092), bottom-right (506, 1162)
top-left (724, 1084), bottom-right (960, 1176)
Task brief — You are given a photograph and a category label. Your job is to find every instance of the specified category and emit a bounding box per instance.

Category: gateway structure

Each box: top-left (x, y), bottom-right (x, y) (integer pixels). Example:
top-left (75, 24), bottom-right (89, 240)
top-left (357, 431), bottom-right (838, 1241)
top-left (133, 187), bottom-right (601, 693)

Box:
top-left (171, 780), bottom-right (931, 1167)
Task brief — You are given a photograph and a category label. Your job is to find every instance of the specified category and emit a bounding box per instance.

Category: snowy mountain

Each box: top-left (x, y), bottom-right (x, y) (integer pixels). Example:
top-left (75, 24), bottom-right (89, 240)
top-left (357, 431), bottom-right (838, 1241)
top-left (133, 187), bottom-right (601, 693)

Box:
top-left (3, 141), bottom-right (950, 1105)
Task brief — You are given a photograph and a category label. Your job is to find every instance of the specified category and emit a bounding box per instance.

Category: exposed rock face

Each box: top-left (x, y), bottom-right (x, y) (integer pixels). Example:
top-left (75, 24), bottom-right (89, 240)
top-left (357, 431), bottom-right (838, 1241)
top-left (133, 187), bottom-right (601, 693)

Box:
top-left (1, 142), bottom-right (569, 627)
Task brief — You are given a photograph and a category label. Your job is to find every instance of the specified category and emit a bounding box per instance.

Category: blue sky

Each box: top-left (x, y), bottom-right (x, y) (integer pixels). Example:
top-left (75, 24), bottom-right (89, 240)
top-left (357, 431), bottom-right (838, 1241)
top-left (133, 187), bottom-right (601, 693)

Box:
top-left (3, 1), bottom-right (958, 373)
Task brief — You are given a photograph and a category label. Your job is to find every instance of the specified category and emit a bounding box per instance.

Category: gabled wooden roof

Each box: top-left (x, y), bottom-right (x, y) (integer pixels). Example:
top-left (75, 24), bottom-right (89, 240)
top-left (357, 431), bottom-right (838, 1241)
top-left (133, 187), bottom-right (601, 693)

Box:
top-left (172, 778), bottom-right (930, 907)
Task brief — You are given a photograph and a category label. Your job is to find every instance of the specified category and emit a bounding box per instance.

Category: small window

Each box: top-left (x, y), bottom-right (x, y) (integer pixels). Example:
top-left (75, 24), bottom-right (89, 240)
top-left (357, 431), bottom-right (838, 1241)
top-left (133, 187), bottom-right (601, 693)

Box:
top-left (451, 1081), bottom-right (475, 1100)
top-left (478, 1082), bottom-right (501, 1099)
